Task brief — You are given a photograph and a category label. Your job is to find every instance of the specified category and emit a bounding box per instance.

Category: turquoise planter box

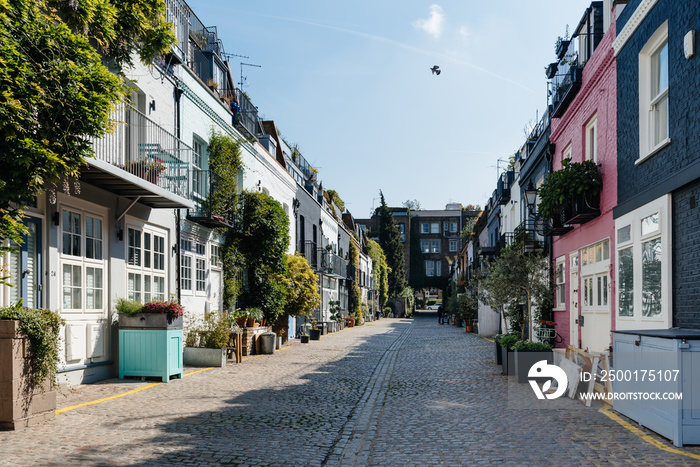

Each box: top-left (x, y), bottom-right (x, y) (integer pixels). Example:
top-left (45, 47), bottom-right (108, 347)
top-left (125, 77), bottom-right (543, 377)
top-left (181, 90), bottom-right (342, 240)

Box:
top-left (118, 329), bottom-right (183, 382)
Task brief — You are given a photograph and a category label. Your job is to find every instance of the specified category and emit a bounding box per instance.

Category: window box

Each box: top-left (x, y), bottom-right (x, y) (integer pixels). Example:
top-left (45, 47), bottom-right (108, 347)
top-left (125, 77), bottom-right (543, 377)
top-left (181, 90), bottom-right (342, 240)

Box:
top-left (564, 191), bottom-right (601, 225)
top-left (546, 62), bottom-right (558, 79)
top-left (556, 39), bottom-right (571, 59)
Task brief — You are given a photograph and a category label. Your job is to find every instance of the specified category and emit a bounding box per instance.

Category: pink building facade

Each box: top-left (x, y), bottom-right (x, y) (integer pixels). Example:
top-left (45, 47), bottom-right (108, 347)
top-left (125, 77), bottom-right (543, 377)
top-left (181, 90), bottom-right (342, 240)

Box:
top-left (550, 11), bottom-right (618, 353)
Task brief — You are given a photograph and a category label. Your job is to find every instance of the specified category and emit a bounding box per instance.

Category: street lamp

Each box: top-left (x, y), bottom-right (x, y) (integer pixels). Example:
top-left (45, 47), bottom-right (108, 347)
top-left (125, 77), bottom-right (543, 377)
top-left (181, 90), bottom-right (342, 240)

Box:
top-left (524, 181), bottom-right (538, 217)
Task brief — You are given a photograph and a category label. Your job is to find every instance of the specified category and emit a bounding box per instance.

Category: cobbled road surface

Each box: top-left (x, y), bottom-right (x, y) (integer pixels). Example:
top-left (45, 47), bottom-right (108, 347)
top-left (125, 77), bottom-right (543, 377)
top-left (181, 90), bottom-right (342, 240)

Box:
top-left (2, 313), bottom-right (700, 466)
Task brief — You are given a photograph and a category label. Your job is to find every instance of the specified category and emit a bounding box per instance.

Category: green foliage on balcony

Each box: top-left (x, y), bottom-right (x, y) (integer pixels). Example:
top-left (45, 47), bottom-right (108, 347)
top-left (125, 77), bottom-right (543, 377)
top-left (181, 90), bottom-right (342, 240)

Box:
top-left (537, 159), bottom-right (602, 219)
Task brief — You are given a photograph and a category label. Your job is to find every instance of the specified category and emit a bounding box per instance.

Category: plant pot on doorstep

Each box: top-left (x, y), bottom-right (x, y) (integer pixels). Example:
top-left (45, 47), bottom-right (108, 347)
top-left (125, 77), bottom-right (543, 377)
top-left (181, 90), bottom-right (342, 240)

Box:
top-left (514, 350), bottom-right (553, 384)
top-left (300, 335), bottom-right (310, 343)
top-left (309, 329), bottom-right (321, 340)
top-left (495, 341), bottom-right (503, 365)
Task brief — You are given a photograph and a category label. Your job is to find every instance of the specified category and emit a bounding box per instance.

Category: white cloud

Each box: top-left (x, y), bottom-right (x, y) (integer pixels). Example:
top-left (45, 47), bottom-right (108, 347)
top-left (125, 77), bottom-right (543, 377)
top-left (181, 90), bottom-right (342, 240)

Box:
top-left (458, 25), bottom-right (470, 38)
top-left (413, 4), bottom-right (445, 39)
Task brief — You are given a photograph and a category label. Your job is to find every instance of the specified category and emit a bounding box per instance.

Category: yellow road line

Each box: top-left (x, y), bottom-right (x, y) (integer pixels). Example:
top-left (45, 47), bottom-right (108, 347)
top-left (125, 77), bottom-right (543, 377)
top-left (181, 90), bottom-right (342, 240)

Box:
top-left (600, 407), bottom-right (700, 460)
top-left (56, 368), bottom-right (215, 415)
top-left (56, 382), bottom-right (162, 414)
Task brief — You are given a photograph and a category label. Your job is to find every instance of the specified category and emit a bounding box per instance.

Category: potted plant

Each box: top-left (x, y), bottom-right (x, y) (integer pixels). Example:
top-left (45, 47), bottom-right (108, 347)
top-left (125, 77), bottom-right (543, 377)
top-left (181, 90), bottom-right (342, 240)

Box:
top-left (144, 158), bottom-right (166, 184)
top-left (184, 312), bottom-right (236, 367)
top-left (117, 298), bottom-right (183, 329)
top-left (537, 159), bottom-right (602, 225)
top-left (117, 298), bottom-right (184, 382)
top-left (245, 307), bottom-right (263, 328)
top-left (0, 303), bottom-right (63, 429)
top-left (235, 310), bottom-right (248, 328)
top-left (512, 340), bottom-right (554, 384)
top-left (309, 318), bottom-right (321, 340)
top-left (299, 328), bottom-right (310, 343)
top-left (493, 334), bottom-right (504, 365)
top-left (499, 334), bottom-right (520, 376)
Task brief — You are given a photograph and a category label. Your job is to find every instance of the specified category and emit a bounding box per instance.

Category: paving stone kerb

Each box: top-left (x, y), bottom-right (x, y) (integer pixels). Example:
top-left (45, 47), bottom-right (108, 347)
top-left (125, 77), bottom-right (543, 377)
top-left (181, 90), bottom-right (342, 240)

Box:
top-left (1, 314), bottom-right (700, 466)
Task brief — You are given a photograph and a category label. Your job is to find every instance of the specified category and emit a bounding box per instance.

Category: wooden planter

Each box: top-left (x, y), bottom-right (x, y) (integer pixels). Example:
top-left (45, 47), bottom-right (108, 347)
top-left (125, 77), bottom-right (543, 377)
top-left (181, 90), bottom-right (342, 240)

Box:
top-left (0, 320), bottom-right (56, 430)
top-left (118, 314), bottom-right (183, 382)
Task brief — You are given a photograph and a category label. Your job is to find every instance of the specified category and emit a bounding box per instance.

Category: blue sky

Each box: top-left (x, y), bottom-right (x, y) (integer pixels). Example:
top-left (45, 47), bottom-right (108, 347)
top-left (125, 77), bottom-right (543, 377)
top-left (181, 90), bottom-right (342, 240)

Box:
top-left (186, 1), bottom-right (594, 217)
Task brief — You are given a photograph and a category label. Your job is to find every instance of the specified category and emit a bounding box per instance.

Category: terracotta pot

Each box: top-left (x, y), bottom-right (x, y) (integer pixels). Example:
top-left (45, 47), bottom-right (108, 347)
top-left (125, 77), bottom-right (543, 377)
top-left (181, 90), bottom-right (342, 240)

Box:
top-left (465, 325), bottom-right (474, 333)
top-left (246, 318), bottom-right (256, 328)
top-left (236, 317), bottom-right (247, 327)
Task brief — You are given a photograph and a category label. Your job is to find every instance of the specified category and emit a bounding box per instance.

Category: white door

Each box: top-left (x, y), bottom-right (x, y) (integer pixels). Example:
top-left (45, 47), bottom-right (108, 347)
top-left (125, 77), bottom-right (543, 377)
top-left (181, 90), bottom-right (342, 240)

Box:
top-left (569, 253), bottom-right (579, 348)
top-left (209, 269), bottom-right (222, 312)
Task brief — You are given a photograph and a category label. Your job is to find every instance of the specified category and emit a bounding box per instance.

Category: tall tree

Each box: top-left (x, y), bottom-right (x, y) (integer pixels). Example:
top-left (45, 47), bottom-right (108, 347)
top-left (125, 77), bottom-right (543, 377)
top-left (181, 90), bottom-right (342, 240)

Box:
top-left (377, 191), bottom-right (407, 296)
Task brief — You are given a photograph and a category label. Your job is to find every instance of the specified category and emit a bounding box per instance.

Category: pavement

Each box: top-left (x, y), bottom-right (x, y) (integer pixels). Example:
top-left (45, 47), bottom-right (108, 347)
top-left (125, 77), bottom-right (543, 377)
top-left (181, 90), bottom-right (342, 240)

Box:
top-left (2, 312), bottom-right (700, 466)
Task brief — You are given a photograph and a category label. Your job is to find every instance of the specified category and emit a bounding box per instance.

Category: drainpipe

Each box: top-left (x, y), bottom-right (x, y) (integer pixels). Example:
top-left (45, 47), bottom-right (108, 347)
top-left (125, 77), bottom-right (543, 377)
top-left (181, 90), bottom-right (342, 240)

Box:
top-left (174, 86), bottom-right (184, 303)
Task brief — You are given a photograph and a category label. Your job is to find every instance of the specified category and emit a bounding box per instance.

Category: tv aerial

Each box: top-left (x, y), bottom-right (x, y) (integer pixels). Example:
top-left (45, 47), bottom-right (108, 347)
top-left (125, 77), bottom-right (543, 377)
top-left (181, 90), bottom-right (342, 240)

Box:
top-left (239, 62), bottom-right (261, 88)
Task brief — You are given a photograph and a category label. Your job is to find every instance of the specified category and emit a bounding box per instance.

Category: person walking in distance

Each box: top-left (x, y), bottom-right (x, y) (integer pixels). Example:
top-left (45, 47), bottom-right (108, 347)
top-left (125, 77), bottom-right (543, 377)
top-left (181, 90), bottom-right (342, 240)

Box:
top-left (437, 305), bottom-right (444, 324)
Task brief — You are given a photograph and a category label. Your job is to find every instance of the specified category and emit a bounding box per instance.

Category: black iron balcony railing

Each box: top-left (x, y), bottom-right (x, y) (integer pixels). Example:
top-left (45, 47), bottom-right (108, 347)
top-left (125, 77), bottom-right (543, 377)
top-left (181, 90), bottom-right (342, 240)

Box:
top-left (304, 241), bottom-right (319, 270)
top-left (89, 102), bottom-right (192, 199)
top-left (186, 170), bottom-right (235, 228)
top-left (496, 171), bottom-right (515, 205)
top-left (234, 91), bottom-right (259, 139)
top-left (513, 220), bottom-right (545, 252)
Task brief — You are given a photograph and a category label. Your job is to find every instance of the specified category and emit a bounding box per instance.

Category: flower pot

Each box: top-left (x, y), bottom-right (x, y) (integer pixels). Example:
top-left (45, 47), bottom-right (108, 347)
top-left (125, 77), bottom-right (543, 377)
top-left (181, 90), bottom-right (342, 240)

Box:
top-left (465, 325), bottom-right (474, 333)
top-left (145, 170), bottom-right (160, 184)
top-left (495, 341), bottom-right (503, 365)
top-left (300, 335), bottom-right (310, 343)
top-left (514, 349), bottom-right (553, 384)
top-left (183, 347), bottom-right (226, 367)
top-left (501, 346), bottom-right (515, 376)
top-left (236, 317), bottom-right (247, 327)
top-left (309, 329), bottom-right (321, 340)
top-left (246, 318), bottom-right (256, 328)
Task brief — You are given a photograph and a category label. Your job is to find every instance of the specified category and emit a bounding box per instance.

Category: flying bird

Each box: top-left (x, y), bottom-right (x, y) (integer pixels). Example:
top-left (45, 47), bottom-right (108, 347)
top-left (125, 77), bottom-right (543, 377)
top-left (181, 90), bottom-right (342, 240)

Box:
top-left (430, 65), bottom-right (441, 75)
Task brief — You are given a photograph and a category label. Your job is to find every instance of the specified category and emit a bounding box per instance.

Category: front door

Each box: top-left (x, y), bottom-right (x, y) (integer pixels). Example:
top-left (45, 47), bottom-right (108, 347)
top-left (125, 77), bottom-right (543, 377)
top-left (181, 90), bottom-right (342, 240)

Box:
top-left (569, 253), bottom-right (579, 348)
top-left (9, 218), bottom-right (42, 308)
top-left (209, 269), bottom-right (222, 312)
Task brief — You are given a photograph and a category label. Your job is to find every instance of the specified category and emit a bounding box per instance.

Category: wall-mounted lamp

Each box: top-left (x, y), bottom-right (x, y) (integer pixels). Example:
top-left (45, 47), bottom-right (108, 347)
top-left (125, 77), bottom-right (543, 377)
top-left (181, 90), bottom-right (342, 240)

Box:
top-left (149, 99), bottom-right (156, 112)
top-left (524, 181), bottom-right (538, 217)
top-left (172, 243), bottom-right (179, 255)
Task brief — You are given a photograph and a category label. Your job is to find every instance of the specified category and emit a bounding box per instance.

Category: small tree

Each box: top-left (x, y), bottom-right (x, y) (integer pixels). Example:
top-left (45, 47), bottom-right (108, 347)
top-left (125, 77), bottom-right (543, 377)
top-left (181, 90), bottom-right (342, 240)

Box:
top-left (480, 246), bottom-right (550, 342)
top-left (280, 254), bottom-right (320, 318)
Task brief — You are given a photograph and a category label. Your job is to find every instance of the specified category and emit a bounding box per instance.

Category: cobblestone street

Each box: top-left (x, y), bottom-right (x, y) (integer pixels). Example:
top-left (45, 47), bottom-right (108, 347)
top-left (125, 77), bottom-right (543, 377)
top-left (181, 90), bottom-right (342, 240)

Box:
top-left (2, 313), bottom-right (700, 466)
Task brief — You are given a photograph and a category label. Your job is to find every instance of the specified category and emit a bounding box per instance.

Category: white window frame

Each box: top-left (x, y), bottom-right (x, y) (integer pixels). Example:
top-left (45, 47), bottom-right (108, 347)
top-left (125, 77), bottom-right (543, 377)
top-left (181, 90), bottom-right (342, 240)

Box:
top-left (420, 240), bottom-right (430, 253)
top-left (554, 256), bottom-right (566, 310)
top-left (435, 260), bottom-right (441, 277)
top-left (59, 204), bottom-right (107, 314)
top-left (421, 223), bottom-right (429, 234)
top-left (425, 260), bottom-right (435, 277)
top-left (638, 21), bottom-right (670, 163)
top-left (430, 240), bottom-right (440, 253)
top-left (580, 239), bottom-right (611, 315)
top-left (585, 115), bottom-right (598, 162)
top-left (615, 195), bottom-right (671, 330)
top-left (562, 143), bottom-right (572, 163)
top-left (181, 236), bottom-right (208, 297)
top-left (126, 221), bottom-right (167, 303)
top-left (430, 223), bottom-right (440, 234)
top-left (449, 239), bottom-right (458, 252)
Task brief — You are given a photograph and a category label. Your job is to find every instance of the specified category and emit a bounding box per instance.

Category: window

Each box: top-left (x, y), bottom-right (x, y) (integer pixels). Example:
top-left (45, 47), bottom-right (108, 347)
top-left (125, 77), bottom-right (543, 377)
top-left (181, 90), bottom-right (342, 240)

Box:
top-left (398, 223), bottom-right (405, 242)
top-left (60, 207), bottom-right (106, 312)
top-left (421, 223), bottom-right (429, 234)
top-left (181, 255), bottom-right (192, 291)
top-left (638, 21), bottom-right (670, 161)
top-left (127, 224), bottom-right (167, 302)
top-left (425, 260), bottom-right (435, 277)
top-left (615, 195), bottom-right (670, 329)
top-left (449, 240), bottom-right (458, 252)
top-left (421, 240), bottom-right (430, 253)
top-left (555, 257), bottom-right (566, 309)
top-left (585, 115), bottom-right (597, 162)
top-left (430, 223), bottom-right (439, 234)
top-left (563, 144), bottom-right (572, 163)
top-left (211, 245), bottom-right (222, 267)
top-left (196, 258), bottom-right (206, 292)
top-left (435, 261), bottom-right (441, 277)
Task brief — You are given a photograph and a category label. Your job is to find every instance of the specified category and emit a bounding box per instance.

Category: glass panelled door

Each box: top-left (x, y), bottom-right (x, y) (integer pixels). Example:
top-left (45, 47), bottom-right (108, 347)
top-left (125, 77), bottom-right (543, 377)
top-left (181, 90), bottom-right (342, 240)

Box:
top-left (9, 218), bottom-right (42, 308)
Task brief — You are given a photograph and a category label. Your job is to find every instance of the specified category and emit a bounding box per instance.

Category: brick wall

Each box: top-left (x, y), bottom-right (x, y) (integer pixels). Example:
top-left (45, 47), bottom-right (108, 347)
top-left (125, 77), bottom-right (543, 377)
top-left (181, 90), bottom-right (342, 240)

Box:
top-left (673, 180), bottom-right (700, 328)
top-left (616, 0), bottom-right (700, 212)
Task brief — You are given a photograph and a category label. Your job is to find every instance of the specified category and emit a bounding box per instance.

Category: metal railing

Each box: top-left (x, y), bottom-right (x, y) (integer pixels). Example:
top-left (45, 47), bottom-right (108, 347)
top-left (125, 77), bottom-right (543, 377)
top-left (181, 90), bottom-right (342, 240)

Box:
top-left (235, 91), bottom-right (259, 138)
top-left (91, 102), bottom-right (192, 197)
top-left (322, 251), bottom-right (347, 278)
top-left (304, 241), bottom-right (319, 270)
top-left (188, 170), bottom-right (235, 227)
top-left (164, 0), bottom-right (189, 60)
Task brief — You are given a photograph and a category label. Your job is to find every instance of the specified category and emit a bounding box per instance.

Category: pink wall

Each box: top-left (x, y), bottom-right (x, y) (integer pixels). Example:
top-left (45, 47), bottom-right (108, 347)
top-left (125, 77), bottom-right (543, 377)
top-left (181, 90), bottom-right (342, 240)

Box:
top-left (549, 17), bottom-right (617, 350)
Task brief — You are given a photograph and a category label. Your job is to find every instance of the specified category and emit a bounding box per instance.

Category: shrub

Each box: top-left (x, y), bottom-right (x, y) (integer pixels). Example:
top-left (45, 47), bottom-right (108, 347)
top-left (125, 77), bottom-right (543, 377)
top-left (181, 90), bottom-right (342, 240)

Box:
top-left (141, 300), bottom-right (184, 320)
top-left (499, 334), bottom-right (521, 350)
top-left (114, 298), bottom-right (142, 316)
top-left (0, 303), bottom-right (64, 390)
top-left (512, 340), bottom-right (553, 351)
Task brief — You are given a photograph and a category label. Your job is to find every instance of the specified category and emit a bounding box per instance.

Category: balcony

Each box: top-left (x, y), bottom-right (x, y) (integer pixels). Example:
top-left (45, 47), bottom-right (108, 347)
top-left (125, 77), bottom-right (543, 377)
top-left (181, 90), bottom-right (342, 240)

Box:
top-left (164, 0), bottom-right (189, 64)
top-left (496, 171), bottom-right (515, 205)
top-left (186, 170), bottom-right (235, 228)
top-left (544, 207), bottom-right (574, 237)
top-left (513, 220), bottom-right (545, 253)
top-left (304, 241), bottom-right (319, 270)
top-left (322, 251), bottom-right (347, 279)
top-left (234, 91), bottom-right (260, 139)
top-left (83, 102), bottom-right (193, 209)
top-left (550, 3), bottom-right (604, 118)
